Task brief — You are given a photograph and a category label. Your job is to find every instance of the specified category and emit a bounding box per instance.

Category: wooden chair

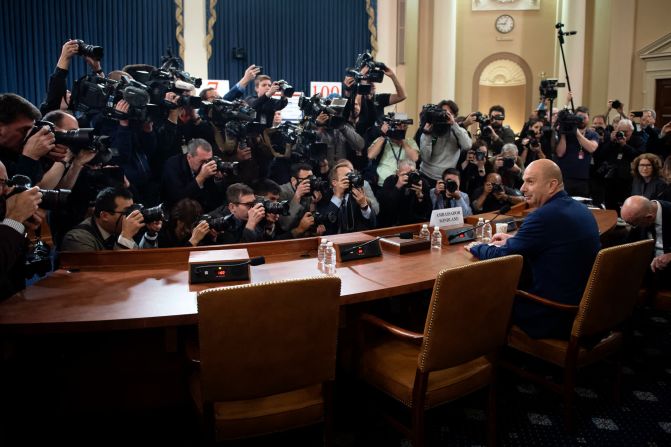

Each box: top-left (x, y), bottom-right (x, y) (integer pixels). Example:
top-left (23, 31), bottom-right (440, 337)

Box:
top-left (190, 276), bottom-right (341, 445)
top-left (503, 239), bottom-right (654, 430)
top-left (357, 255), bottom-right (523, 447)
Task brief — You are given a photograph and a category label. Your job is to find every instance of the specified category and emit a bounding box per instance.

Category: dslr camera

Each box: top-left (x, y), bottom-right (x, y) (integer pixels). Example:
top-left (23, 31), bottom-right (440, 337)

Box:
top-left (538, 79), bottom-right (565, 101)
top-left (75, 39), bottom-right (103, 61)
top-left (199, 213), bottom-right (236, 232)
top-left (256, 198), bottom-right (290, 216)
top-left (312, 210), bottom-right (337, 227)
top-left (405, 171), bottom-right (421, 188)
top-left (276, 80), bottom-right (295, 97)
top-left (124, 203), bottom-right (166, 222)
top-left (200, 98), bottom-right (256, 128)
top-left (491, 183), bottom-right (504, 194)
top-left (345, 170), bottom-right (365, 192)
top-left (307, 175), bottom-right (329, 194)
top-left (6, 175), bottom-right (70, 210)
top-left (208, 156), bottom-right (239, 176)
top-left (444, 179), bottom-right (458, 195)
top-left (27, 120), bottom-right (114, 164)
top-left (381, 112), bottom-right (413, 140)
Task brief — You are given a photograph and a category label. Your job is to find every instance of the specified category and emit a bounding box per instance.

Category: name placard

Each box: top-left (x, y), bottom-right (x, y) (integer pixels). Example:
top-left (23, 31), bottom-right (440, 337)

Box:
top-left (430, 207), bottom-right (464, 227)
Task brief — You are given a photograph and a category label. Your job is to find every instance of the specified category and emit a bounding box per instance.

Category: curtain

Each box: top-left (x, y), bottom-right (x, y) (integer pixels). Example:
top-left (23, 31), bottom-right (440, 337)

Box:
top-left (207, 0), bottom-right (374, 96)
top-left (0, 0), bottom-right (179, 107)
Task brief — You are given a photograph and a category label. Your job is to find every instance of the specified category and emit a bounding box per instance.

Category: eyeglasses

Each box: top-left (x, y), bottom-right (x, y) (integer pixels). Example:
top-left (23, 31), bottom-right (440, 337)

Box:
top-left (233, 201), bottom-right (257, 208)
top-left (492, 116), bottom-right (505, 121)
top-left (638, 163), bottom-right (653, 168)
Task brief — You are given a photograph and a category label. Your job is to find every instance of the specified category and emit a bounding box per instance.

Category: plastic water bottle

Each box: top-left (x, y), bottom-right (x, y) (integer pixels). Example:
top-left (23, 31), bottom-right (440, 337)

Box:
top-left (482, 220), bottom-right (493, 243)
top-left (475, 218), bottom-right (485, 242)
top-left (324, 242), bottom-right (337, 275)
top-left (431, 226), bottom-right (442, 249)
top-left (317, 238), bottom-right (328, 266)
top-left (419, 224), bottom-right (430, 241)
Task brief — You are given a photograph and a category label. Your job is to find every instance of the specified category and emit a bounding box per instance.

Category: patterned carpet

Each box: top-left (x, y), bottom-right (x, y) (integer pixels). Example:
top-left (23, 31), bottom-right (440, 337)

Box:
top-left (1, 307), bottom-right (669, 446)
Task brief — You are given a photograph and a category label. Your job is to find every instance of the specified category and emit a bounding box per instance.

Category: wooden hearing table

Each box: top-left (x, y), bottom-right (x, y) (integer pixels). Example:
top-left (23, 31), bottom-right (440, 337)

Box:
top-left (0, 210), bottom-right (617, 334)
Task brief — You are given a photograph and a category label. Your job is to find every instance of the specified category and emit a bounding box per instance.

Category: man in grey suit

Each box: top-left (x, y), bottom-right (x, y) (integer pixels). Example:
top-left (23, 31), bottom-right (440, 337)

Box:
top-left (60, 187), bottom-right (161, 252)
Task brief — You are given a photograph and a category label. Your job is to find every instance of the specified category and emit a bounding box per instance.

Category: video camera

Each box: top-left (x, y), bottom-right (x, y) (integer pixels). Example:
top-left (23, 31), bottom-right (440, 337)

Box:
top-left (539, 79), bottom-right (565, 101)
top-left (124, 203), bottom-right (166, 223)
top-left (27, 120), bottom-right (115, 164)
top-left (556, 108), bottom-right (584, 135)
top-left (71, 74), bottom-right (153, 121)
top-left (381, 112), bottom-right (413, 140)
top-left (421, 104), bottom-right (448, 124)
top-left (290, 121), bottom-right (327, 166)
top-left (200, 98), bottom-right (256, 128)
top-left (6, 175), bottom-right (70, 210)
top-left (346, 50), bottom-right (386, 95)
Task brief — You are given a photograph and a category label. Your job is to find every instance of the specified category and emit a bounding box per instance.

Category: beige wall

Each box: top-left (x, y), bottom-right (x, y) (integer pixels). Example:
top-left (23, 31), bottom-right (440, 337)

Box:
top-left (630, 0), bottom-right (671, 111)
top-left (374, 0), bottom-right (671, 132)
top-left (479, 85), bottom-right (527, 132)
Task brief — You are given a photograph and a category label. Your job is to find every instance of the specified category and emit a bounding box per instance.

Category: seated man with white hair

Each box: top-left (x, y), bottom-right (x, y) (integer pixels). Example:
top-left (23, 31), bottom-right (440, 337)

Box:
top-left (376, 159), bottom-right (432, 227)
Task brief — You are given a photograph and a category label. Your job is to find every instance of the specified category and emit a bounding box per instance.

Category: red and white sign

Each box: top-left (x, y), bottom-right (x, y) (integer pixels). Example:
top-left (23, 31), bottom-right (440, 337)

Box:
top-left (196, 80), bottom-right (231, 98)
top-left (310, 82), bottom-right (342, 97)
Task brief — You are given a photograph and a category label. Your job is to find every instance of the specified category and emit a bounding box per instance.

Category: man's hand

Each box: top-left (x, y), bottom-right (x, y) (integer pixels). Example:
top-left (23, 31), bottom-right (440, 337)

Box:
top-left (245, 203), bottom-right (266, 230)
top-left (145, 220), bottom-right (163, 235)
top-left (57, 39), bottom-right (79, 70)
top-left (265, 82), bottom-right (281, 97)
top-left (189, 220), bottom-right (210, 246)
top-left (380, 122), bottom-right (390, 135)
top-left (4, 187), bottom-right (42, 223)
top-left (84, 55), bottom-right (102, 75)
top-left (661, 121), bottom-right (671, 136)
top-left (74, 149), bottom-right (97, 167)
top-left (23, 126), bottom-right (55, 160)
top-left (316, 112), bottom-right (330, 126)
top-left (115, 100), bottom-right (131, 127)
top-left (351, 187), bottom-right (368, 209)
top-left (293, 179), bottom-right (311, 203)
top-left (312, 190), bottom-right (323, 203)
top-left (195, 160), bottom-right (218, 186)
top-left (410, 181), bottom-right (424, 201)
top-left (242, 65), bottom-right (261, 85)
top-left (164, 92), bottom-right (181, 123)
top-left (434, 180), bottom-right (445, 197)
top-left (296, 212), bottom-right (315, 234)
top-left (47, 145), bottom-right (69, 163)
top-left (462, 113), bottom-right (477, 127)
top-left (121, 209), bottom-right (145, 240)
top-left (490, 232), bottom-right (513, 247)
top-left (651, 253), bottom-right (671, 272)
top-left (396, 173), bottom-right (409, 190)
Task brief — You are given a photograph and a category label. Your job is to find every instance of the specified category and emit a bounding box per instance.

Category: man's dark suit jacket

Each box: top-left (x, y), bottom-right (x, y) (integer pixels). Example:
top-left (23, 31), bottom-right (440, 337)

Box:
top-left (470, 190), bottom-right (601, 339)
top-left (161, 154), bottom-right (223, 212)
top-left (317, 194), bottom-right (376, 235)
top-left (0, 224), bottom-right (25, 301)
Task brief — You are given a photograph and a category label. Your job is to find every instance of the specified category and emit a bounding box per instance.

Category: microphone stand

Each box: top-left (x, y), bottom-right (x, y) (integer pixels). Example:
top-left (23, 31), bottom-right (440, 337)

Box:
top-left (447, 205), bottom-right (511, 242)
top-left (556, 22), bottom-right (577, 113)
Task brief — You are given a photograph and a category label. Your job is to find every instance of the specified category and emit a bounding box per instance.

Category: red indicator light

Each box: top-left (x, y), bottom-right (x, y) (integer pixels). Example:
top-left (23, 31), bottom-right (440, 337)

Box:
top-left (459, 234), bottom-right (464, 238)
top-left (357, 248), bottom-right (364, 254)
top-left (217, 270), bottom-right (226, 277)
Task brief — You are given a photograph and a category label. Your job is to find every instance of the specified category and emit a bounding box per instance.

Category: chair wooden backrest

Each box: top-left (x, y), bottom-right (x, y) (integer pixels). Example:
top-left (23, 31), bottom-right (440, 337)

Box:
top-left (418, 255), bottom-right (523, 373)
top-left (571, 239), bottom-right (653, 338)
top-left (196, 276), bottom-right (341, 402)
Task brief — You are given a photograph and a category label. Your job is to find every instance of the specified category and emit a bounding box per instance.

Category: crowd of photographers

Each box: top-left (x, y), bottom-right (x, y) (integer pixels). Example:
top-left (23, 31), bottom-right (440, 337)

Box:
top-left (2, 39), bottom-right (671, 298)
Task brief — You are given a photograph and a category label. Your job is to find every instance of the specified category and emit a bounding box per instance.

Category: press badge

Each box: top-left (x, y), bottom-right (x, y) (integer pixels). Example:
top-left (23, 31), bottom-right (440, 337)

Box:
top-left (617, 153), bottom-right (623, 160)
top-left (578, 150), bottom-right (584, 160)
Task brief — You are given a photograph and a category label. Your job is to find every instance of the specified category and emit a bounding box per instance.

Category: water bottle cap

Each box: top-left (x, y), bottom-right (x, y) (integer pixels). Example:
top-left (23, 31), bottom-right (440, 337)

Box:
top-left (321, 238), bottom-right (329, 244)
top-left (434, 226), bottom-right (440, 231)
top-left (326, 241), bottom-right (334, 246)
top-left (422, 224), bottom-right (428, 228)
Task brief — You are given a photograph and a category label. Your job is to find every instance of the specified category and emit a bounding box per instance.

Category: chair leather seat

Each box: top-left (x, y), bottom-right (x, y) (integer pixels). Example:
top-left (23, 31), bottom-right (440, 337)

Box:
top-left (653, 289), bottom-right (671, 311)
top-left (190, 371), bottom-right (324, 440)
top-left (507, 325), bottom-right (623, 368)
top-left (360, 338), bottom-right (493, 409)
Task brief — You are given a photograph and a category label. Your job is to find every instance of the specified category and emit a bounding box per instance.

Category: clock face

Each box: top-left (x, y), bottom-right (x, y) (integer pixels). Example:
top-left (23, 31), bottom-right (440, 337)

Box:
top-left (495, 14), bottom-right (515, 34)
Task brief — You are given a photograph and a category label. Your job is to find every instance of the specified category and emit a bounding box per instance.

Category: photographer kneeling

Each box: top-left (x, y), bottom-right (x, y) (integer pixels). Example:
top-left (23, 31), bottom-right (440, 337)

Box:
top-left (60, 187), bottom-right (162, 251)
top-left (430, 168), bottom-right (473, 217)
top-left (377, 159), bottom-right (431, 227)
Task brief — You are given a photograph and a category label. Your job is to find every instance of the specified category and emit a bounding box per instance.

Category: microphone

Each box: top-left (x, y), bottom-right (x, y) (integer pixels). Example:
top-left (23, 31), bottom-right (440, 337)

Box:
top-left (343, 231), bottom-right (413, 254)
top-left (207, 256), bottom-right (266, 268)
top-left (447, 204), bottom-right (512, 242)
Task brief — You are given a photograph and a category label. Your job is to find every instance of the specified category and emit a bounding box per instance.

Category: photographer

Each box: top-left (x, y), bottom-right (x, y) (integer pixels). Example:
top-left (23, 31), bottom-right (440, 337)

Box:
top-left (0, 94), bottom-right (55, 184)
top-left (492, 144), bottom-right (524, 189)
top-left (40, 39), bottom-right (104, 116)
top-left (209, 183), bottom-right (267, 244)
top-left (430, 168), bottom-right (473, 217)
top-left (0, 161), bottom-right (43, 300)
top-left (554, 106), bottom-right (599, 197)
top-left (419, 101), bottom-right (472, 187)
top-left (278, 163), bottom-right (324, 232)
top-left (354, 65), bottom-right (407, 136)
top-left (458, 141), bottom-right (492, 198)
top-left (480, 105), bottom-right (515, 154)
top-left (317, 162), bottom-right (376, 234)
top-left (368, 117), bottom-right (419, 187)
top-left (216, 64), bottom-right (262, 102)
top-left (161, 138), bottom-right (226, 212)
top-left (60, 187), bottom-right (162, 251)
top-left (518, 118), bottom-right (548, 166)
top-left (246, 75), bottom-right (289, 127)
top-left (155, 198), bottom-right (215, 248)
top-left (599, 119), bottom-right (645, 210)
top-left (472, 172), bottom-right (525, 213)
top-left (377, 159), bottom-right (431, 227)
top-left (316, 107), bottom-right (364, 168)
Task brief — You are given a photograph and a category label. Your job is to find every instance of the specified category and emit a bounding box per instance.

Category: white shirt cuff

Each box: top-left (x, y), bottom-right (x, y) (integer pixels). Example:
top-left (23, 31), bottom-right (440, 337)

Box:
top-left (1, 218), bottom-right (25, 235)
top-left (117, 235), bottom-right (138, 249)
